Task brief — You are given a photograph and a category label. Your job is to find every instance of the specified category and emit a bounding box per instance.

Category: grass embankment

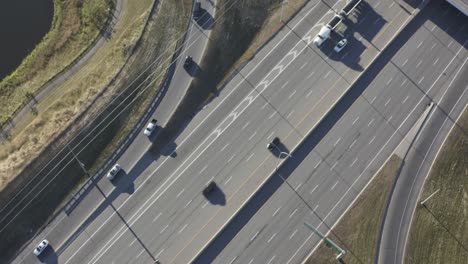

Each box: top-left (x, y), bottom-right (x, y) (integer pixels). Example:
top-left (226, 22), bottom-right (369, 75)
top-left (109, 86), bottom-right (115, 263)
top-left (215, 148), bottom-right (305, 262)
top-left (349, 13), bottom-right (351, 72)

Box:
top-left (0, 0), bottom-right (193, 261)
top-left (0, 0), bottom-right (112, 127)
top-left (0, 0), bottom-right (148, 190)
top-left (405, 108), bottom-right (468, 264)
top-left (151, 0), bottom-right (308, 152)
top-left (306, 155), bottom-right (403, 264)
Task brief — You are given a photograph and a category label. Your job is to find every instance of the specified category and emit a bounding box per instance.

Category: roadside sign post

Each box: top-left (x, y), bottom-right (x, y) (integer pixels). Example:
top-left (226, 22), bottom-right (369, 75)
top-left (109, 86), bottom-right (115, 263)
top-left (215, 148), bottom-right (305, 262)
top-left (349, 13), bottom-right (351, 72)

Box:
top-left (303, 222), bottom-right (346, 261)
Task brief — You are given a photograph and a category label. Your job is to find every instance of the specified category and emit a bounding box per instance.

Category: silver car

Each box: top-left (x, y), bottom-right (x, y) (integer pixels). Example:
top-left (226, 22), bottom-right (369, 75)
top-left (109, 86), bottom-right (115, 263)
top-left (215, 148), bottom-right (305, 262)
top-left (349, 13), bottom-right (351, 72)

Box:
top-left (334, 38), bottom-right (348, 53)
top-left (33, 239), bottom-right (49, 256)
top-left (107, 164), bottom-right (121, 181)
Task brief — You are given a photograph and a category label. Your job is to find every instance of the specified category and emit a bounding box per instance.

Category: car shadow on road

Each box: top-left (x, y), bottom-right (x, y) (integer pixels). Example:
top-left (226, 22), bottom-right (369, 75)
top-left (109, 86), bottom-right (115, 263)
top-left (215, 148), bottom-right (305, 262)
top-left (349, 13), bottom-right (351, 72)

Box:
top-left (204, 184), bottom-right (226, 206)
top-left (193, 1), bottom-right (465, 262)
top-left (196, 9), bottom-right (215, 30)
top-left (37, 244), bottom-right (57, 264)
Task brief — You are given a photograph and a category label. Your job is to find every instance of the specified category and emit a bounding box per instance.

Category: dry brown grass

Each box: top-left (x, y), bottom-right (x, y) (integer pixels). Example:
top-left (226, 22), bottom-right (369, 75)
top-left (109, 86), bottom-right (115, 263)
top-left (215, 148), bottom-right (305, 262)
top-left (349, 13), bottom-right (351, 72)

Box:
top-left (0, 0), bottom-right (151, 191)
top-left (306, 155), bottom-right (403, 264)
top-left (405, 108), bottom-right (468, 264)
top-left (0, 0), bottom-right (112, 125)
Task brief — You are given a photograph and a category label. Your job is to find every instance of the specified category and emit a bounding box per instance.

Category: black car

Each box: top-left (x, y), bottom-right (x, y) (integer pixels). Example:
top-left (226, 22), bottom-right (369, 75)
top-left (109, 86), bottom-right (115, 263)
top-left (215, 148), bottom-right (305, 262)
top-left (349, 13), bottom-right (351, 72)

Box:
top-left (267, 137), bottom-right (280, 150)
top-left (193, 2), bottom-right (201, 20)
top-left (203, 181), bottom-right (216, 196)
top-left (184, 56), bottom-right (193, 68)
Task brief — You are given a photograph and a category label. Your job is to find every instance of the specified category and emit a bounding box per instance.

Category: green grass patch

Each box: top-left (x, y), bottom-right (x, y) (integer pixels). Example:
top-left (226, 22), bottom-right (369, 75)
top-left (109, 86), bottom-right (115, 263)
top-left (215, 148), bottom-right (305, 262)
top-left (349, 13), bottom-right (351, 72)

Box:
top-left (306, 155), bottom-right (403, 264)
top-left (405, 108), bottom-right (468, 264)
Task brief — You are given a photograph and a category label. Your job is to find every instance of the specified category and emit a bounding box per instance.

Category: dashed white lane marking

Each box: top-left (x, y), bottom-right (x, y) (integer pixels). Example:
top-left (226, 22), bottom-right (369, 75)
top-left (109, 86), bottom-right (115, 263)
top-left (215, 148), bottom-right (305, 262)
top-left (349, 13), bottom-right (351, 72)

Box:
top-left (375, 1), bottom-right (380, 7)
top-left (306, 89), bottom-right (314, 98)
top-left (199, 165), bottom-right (207, 174)
top-left (178, 224), bottom-right (188, 234)
top-left (431, 24), bottom-right (437, 32)
top-left (288, 90), bottom-right (297, 99)
top-left (448, 40), bottom-right (453, 48)
top-left (352, 116), bottom-right (360, 125)
top-left (228, 256), bottom-right (237, 264)
top-left (156, 248), bottom-right (165, 258)
top-left (373, 17), bottom-right (380, 25)
top-left (295, 183), bottom-right (302, 191)
top-left (369, 135), bottom-right (376, 144)
top-left (267, 131), bottom-right (275, 139)
top-left (221, 143), bottom-right (230, 152)
top-left (324, 70), bottom-right (331, 79)
top-left (330, 161), bottom-right (338, 171)
top-left (314, 204), bottom-right (319, 211)
top-left (368, 118), bottom-right (374, 127)
top-left (289, 229), bottom-right (298, 240)
top-left (267, 233), bottom-right (277, 243)
top-left (402, 58), bottom-right (408, 66)
top-left (250, 231), bottom-right (259, 241)
top-left (416, 60), bottom-right (422, 68)
top-left (401, 79), bottom-right (407, 87)
top-left (300, 62), bottom-right (308, 70)
top-left (249, 131), bottom-right (257, 141)
top-left (341, 52), bottom-right (348, 60)
top-left (202, 201), bottom-right (209, 209)
top-left (385, 98), bottom-right (391, 106)
top-left (417, 40), bottom-right (423, 49)
top-left (267, 255), bottom-right (276, 264)
top-left (334, 137), bottom-right (341, 146)
top-left (418, 76), bottom-right (424, 84)
top-left (431, 42), bottom-right (436, 50)
top-left (136, 249), bottom-right (145, 259)
top-left (269, 111), bottom-right (276, 119)
top-left (153, 212), bottom-right (162, 223)
top-left (331, 181), bottom-right (339, 191)
top-left (389, 2), bottom-right (394, 8)
top-left (402, 95), bottom-right (410, 104)
top-left (388, 115), bottom-right (393, 122)
top-left (287, 110), bottom-right (295, 119)
top-left (350, 158), bottom-right (358, 167)
top-left (273, 206), bottom-right (281, 217)
top-left (386, 77), bottom-right (393, 86)
top-left (349, 139), bottom-right (357, 149)
top-left (160, 224), bottom-right (169, 234)
top-left (289, 208), bottom-right (298, 218)
top-left (246, 152), bottom-right (255, 162)
top-left (228, 154), bottom-right (236, 163)
top-left (371, 96), bottom-right (377, 104)
top-left (314, 161), bottom-right (321, 169)
top-left (262, 102), bottom-right (269, 109)
top-left (307, 71), bottom-right (315, 79)
top-left (184, 199), bottom-right (192, 208)
top-left (248, 258), bottom-right (255, 264)
top-left (310, 184), bottom-right (319, 194)
top-left (224, 176), bottom-right (233, 186)
top-left (281, 81), bottom-right (289, 90)
top-left (433, 57), bottom-right (439, 66)
top-left (129, 239), bottom-right (136, 247)
top-left (242, 121), bottom-right (250, 130)
top-left (176, 189), bottom-right (184, 198)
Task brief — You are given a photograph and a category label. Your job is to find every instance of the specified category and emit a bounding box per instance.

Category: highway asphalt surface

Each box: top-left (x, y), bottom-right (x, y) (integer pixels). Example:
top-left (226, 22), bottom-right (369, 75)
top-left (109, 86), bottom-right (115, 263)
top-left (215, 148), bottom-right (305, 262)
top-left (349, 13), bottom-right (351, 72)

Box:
top-left (194, 1), bottom-right (468, 264)
top-left (14, 0), bottom-right (466, 264)
top-left (378, 3), bottom-right (468, 264)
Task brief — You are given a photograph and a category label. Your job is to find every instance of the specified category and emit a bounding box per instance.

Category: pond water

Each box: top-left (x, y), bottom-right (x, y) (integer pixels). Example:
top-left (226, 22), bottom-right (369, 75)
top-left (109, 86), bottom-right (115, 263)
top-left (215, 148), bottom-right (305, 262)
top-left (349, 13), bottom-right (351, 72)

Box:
top-left (0, 0), bottom-right (54, 81)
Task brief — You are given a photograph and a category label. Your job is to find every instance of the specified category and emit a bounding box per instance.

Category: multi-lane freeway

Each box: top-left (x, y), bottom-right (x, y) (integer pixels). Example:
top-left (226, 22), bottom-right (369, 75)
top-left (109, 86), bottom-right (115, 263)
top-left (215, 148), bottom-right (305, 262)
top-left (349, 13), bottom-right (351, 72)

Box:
top-left (196, 1), bottom-right (468, 264)
top-left (13, 0), bottom-right (467, 263)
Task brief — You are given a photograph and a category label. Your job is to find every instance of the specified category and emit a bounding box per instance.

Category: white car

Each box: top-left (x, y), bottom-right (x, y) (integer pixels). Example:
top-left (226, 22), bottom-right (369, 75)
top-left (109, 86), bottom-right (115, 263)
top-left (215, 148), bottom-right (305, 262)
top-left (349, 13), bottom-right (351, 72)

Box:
top-left (334, 38), bottom-right (348, 53)
top-left (107, 164), bottom-right (121, 181)
top-left (144, 119), bottom-right (157, 136)
top-left (33, 239), bottom-right (49, 256)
